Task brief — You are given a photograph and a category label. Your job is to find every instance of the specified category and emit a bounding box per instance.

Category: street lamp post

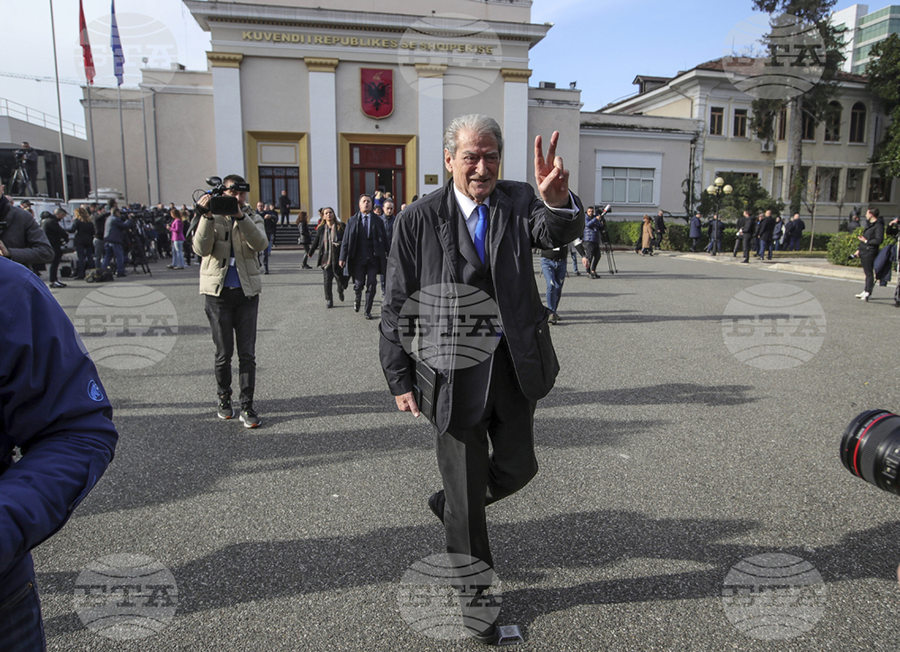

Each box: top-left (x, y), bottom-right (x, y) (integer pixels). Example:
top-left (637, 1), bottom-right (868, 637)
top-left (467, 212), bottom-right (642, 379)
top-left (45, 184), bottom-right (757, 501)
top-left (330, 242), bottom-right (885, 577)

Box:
top-left (705, 177), bottom-right (732, 256)
top-left (706, 176), bottom-right (733, 216)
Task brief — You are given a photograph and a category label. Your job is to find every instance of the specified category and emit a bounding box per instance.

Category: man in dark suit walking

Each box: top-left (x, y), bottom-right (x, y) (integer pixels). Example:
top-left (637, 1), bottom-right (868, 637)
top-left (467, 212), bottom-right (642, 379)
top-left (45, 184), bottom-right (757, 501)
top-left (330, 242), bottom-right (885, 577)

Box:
top-left (739, 210), bottom-right (757, 263)
top-left (339, 194), bottom-right (388, 320)
top-left (757, 209), bottom-right (776, 260)
top-left (380, 114), bottom-right (583, 643)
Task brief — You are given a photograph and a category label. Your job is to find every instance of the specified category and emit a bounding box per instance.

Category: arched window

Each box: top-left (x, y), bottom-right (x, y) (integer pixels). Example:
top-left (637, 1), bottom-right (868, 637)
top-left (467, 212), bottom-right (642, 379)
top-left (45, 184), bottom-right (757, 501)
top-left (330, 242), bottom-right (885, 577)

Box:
top-left (824, 101), bottom-right (842, 142)
top-left (850, 102), bottom-right (866, 143)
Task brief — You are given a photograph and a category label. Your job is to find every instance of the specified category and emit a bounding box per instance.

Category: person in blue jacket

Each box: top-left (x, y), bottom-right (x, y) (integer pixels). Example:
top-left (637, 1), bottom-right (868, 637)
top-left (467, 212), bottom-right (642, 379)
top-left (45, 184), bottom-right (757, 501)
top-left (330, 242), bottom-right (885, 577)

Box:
top-left (582, 206), bottom-right (603, 278)
top-left (0, 255), bottom-right (118, 650)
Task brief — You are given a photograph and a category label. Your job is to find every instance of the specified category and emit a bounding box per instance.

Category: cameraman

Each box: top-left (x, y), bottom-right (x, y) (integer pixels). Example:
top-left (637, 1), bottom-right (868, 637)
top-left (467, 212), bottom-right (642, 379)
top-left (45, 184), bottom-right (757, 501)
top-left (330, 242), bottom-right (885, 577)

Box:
top-left (194, 175), bottom-right (269, 428)
top-left (17, 142), bottom-right (38, 195)
top-left (0, 185), bottom-right (53, 271)
top-left (100, 204), bottom-right (133, 278)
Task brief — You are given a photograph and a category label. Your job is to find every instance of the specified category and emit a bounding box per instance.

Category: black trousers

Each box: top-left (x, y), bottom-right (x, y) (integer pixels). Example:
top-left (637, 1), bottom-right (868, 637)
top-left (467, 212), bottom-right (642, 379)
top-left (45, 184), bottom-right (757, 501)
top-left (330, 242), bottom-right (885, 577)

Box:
top-left (861, 252), bottom-right (876, 293)
top-left (436, 346), bottom-right (538, 572)
top-left (48, 246), bottom-right (63, 283)
top-left (204, 289), bottom-right (259, 408)
top-left (323, 265), bottom-right (347, 303)
top-left (741, 234), bottom-right (754, 262)
top-left (354, 259), bottom-right (379, 313)
top-left (583, 241), bottom-right (601, 273)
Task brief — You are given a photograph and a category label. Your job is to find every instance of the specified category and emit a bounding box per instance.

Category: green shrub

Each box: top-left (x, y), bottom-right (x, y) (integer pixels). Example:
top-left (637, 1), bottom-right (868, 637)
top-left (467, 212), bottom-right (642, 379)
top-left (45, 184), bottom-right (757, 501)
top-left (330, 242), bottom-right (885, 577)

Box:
top-left (827, 228), bottom-right (896, 266)
top-left (662, 223), bottom-right (689, 251)
top-left (827, 231), bottom-right (863, 266)
top-left (606, 221), bottom-right (642, 246)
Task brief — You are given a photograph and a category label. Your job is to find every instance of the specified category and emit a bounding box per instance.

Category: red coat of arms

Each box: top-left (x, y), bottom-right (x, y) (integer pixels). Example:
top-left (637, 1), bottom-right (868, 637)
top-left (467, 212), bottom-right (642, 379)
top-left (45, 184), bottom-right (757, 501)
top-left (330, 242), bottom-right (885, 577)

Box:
top-left (361, 68), bottom-right (393, 119)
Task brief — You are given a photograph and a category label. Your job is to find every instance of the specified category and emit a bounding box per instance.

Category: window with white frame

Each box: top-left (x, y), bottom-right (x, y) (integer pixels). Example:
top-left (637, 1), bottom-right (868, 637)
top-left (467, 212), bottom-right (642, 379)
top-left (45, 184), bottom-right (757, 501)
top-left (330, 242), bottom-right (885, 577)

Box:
top-left (600, 167), bottom-right (655, 204)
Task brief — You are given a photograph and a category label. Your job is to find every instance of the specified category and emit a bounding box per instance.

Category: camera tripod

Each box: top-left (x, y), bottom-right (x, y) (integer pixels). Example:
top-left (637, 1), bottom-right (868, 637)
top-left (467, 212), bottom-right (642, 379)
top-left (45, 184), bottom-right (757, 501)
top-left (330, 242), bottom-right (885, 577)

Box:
top-left (8, 163), bottom-right (34, 197)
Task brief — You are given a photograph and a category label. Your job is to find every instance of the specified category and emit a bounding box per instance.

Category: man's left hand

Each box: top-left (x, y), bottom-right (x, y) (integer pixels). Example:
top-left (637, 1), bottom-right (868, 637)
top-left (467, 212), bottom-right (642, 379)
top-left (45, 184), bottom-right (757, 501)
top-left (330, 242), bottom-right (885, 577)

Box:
top-left (0, 240), bottom-right (8, 257)
top-left (534, 131), bottom-right (570, 208)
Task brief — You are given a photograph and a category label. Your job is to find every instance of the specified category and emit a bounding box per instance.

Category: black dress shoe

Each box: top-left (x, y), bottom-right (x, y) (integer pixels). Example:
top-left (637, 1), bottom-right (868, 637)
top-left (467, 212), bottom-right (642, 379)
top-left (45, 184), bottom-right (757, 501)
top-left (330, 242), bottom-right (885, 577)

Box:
top-left (364, 312), bottom-right (374, 320)
top-left (354, 297), bottom-right (361, 312)
top-left (428, 490), bottom-right (445, 524)
top-left (326, 300), bottom-right (333, 308)
top-left (338, 287), bottom-right (345, 302)
top-left (467, 623), bottom-right (498, 645)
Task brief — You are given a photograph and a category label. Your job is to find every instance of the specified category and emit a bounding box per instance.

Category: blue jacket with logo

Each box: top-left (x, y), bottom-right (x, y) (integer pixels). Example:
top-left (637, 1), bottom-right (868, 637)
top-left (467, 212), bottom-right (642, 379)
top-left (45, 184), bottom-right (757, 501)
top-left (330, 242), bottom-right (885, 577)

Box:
top-left (0, 256), bottom-right (118, 600)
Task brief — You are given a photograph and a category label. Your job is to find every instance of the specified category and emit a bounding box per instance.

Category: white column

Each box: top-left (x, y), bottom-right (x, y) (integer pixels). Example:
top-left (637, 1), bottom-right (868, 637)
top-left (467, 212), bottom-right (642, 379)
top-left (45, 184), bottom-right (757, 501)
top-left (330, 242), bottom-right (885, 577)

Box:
top-left (306, 58), bottom-right (339, 211)
top-left (416, 64), bottom-right (446, 196)
top-left (208, 53), bottom-right (245, 178)
top-left (502, 69), bottom-right (531, 182)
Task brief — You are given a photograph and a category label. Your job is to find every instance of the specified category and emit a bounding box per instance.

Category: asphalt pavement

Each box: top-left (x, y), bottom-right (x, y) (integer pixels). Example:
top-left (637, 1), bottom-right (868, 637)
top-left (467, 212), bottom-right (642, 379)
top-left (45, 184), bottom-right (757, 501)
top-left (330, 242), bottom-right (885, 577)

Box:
top-left (33, 247), bottom-right (900, 651)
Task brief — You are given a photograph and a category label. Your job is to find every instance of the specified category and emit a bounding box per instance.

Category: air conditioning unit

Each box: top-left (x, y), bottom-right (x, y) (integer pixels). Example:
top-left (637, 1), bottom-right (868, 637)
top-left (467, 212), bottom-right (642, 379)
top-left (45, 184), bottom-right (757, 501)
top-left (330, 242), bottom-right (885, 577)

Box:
top-left (761, 141), bottom-right (774, 152)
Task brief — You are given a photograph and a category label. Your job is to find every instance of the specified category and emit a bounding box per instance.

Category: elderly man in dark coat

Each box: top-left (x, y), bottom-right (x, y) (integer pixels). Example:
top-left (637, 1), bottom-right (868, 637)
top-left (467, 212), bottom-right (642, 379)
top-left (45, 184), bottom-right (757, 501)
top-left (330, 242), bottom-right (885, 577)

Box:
top-left (380, 114), bottom-right (583, 643)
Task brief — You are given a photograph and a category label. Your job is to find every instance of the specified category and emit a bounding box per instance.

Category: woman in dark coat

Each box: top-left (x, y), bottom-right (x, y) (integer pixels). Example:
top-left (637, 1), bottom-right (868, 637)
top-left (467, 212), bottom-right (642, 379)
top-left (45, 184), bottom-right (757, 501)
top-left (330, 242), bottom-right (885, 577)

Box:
top-left (296, 211), bottom-right (312, 269)
top-left (307, 207), bottom-right (347, 308)
top-left (853, 208), bottom-right (885, 302)
top-left (69, 205), bottom-right (95, 279)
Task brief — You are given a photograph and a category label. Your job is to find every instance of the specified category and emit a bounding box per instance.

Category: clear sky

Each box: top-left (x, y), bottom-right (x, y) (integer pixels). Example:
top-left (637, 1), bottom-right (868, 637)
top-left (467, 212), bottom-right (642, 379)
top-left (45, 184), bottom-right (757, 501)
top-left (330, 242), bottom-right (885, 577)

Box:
top-left (0, 0), bottom-right (865, 129)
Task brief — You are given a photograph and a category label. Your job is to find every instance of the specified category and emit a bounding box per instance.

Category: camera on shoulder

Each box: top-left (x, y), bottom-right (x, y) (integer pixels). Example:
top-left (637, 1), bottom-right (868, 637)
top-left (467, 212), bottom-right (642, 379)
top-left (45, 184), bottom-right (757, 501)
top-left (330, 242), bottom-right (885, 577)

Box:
top-left (203, 176), bottom-right (250, 215)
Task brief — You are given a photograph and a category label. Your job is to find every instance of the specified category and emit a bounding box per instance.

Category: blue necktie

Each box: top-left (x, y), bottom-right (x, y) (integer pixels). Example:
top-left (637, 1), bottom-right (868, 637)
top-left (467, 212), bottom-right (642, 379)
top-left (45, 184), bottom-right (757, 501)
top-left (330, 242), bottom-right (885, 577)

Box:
top-left (474, 204), bottom-right (488, 264)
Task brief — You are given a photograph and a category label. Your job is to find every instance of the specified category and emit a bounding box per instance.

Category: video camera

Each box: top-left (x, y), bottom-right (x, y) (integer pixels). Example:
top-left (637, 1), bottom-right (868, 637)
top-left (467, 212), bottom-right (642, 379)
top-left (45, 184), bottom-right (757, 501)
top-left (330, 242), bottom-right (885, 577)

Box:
top-left (13, 149), bottom-right (25, 164)
top-left (841, 410), bottom-right (900, 495)
top-left (200, 176), bottom-right (250, 216)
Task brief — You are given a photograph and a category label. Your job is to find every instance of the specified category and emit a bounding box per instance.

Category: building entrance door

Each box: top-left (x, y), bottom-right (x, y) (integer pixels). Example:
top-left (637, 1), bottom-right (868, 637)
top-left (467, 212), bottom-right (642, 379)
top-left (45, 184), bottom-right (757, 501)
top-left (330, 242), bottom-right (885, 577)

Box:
top-left (349, 144), bottom-right (405, 210)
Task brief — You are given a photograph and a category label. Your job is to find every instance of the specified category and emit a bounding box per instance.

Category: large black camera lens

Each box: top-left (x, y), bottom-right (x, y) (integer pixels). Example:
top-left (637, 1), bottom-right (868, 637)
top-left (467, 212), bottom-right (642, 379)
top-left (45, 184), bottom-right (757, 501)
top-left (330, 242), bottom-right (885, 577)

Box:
top-left (841, 410), bottom-right (900, 495)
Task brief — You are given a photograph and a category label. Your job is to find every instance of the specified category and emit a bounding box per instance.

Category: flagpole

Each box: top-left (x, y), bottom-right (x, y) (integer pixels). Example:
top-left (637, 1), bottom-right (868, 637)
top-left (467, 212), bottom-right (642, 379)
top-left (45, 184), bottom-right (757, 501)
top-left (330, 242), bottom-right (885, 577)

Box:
top-left (48, 0), bottom-right (69, 202)
top-left (79, 0), bottom-right (98, 201)
top-left (118, 85), bottom-right (128, 206)
top-left (111, 0), bottom-right (128, 205)
top-left (86, 85), bottom-right (99, 201)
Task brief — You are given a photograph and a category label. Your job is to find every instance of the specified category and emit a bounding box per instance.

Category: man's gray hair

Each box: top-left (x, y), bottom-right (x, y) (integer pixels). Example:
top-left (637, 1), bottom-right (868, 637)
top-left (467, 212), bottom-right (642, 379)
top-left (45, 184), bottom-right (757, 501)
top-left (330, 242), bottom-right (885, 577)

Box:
top-left (444, 114), bottom-right (503, 158)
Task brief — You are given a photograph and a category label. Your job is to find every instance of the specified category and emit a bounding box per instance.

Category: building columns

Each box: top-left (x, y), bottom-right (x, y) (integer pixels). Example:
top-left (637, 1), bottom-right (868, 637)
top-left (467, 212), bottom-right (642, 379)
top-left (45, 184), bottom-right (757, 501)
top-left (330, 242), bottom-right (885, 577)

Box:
top-left (502, 68), bottom-right (531, 182)
top-left (208, 52), bottom-right (245, 178)
top-left (416, 64), bottom-right (446, 196)
top-left (306, 58), bottom-right (340, 212)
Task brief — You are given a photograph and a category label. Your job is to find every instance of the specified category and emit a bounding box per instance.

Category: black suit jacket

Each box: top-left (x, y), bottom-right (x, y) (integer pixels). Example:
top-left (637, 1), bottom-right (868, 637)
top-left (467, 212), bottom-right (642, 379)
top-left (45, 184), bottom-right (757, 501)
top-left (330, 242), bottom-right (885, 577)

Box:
top-left (758, 216), bottom-right (776, 241)
top-left (379, 179), bottom-right (584, 433)
top-left (339, 212), bottom-right (388, 279)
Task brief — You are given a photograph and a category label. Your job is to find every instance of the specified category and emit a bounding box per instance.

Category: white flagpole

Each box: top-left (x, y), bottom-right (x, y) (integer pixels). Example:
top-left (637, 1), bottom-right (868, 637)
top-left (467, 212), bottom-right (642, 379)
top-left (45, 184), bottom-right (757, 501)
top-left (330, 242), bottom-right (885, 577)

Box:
top-left (48, 0), bottom-right (69, 201)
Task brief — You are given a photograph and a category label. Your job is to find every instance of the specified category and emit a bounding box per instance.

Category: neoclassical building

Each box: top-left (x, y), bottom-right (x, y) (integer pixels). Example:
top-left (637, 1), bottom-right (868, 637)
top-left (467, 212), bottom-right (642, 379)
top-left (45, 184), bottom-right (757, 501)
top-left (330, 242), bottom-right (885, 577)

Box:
top-left (81, 3), bottom-right (896, 228)
top-left (84, 0), bottom-right (585, 219)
